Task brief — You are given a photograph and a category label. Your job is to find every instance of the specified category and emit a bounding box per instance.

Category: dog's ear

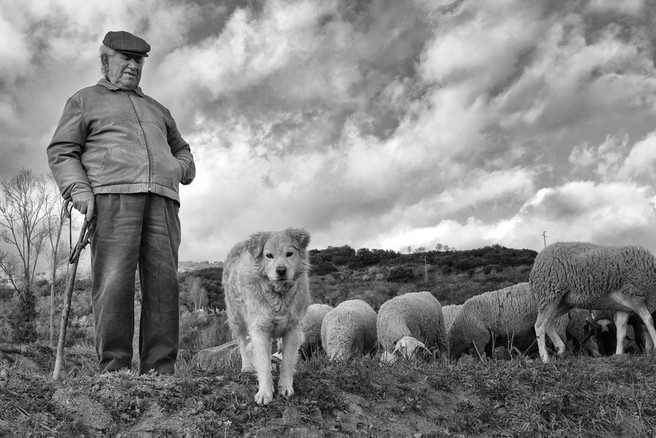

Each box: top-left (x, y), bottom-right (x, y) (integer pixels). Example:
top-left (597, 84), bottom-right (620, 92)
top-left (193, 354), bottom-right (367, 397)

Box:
top-left (287, 228), bottom-right (310, 250)
top-left (246, 232), bottom-right (269, 257)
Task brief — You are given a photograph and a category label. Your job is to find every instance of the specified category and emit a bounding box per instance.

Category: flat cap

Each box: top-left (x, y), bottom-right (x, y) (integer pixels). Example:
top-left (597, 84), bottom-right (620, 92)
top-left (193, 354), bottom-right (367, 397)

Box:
top-left (102, 31), bottom-right (150, 57)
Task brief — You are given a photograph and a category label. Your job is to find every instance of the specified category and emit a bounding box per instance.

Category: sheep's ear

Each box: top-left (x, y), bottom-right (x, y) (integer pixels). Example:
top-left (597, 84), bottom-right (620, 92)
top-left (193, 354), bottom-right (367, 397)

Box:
top-left (287, 228), bottom-right (310, 250)
top-left (246, 232), bottom-right (269, 257)
top-left (392, 340), bottom-right (405, 356)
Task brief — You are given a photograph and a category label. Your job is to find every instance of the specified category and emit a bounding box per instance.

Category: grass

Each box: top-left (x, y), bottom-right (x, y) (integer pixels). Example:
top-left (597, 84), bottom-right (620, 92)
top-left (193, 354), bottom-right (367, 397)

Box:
top-left (1, 342), bottom-right (656, 437)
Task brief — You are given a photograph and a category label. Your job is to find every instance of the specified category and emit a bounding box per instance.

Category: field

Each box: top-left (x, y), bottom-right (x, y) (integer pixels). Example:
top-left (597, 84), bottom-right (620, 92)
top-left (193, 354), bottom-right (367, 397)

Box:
top-left (1, 341), bottom-right (655, 437)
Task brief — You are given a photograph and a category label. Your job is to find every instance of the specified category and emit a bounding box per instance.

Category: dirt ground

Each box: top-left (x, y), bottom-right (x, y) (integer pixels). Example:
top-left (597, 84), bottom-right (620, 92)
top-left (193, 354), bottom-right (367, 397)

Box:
top-left (2, 343), bottom-right (655, 437)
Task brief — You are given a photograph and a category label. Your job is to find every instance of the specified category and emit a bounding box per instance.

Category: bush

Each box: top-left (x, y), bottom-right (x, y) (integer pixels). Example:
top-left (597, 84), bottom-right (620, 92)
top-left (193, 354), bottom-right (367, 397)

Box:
top-left (179, 310), bottom-right (231, 353)
top-left (386, 267), bottom-right (415, 283)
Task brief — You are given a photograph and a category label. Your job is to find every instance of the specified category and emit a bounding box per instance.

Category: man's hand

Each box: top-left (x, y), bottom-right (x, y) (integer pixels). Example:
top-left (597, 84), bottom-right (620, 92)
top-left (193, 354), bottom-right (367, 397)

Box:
top-left (70, 184), bottom-right (95, 221)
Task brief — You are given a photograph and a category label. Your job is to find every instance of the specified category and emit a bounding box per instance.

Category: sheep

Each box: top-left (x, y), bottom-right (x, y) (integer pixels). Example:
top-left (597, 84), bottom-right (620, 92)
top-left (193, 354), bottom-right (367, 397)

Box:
top-left (447, 282), bottom-right (568, 360)
top-left (530, 241), bottom-right (656, 362)
top-left (376, 291), bottom-right (448, 364)
top-left (564, 308), bottom-right (604, 357)
top-left (442, 304), bottom-right (463, 334)
top-left (321, 299), bottom-right (377, 361)
top-left (299, 303), bottom-right (334, 359)
top-left (578, 309), bottom-right (651, 356)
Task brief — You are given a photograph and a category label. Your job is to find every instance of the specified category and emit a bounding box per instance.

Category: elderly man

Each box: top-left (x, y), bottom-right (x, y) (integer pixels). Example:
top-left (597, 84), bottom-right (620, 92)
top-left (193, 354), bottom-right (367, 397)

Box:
top-left (47, 31), bottom-right (195, 375)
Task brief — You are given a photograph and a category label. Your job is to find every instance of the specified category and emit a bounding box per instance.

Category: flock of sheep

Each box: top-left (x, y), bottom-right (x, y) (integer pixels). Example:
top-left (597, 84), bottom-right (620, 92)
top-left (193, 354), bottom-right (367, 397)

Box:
top-left (302, 241), bottom-right (656, 364)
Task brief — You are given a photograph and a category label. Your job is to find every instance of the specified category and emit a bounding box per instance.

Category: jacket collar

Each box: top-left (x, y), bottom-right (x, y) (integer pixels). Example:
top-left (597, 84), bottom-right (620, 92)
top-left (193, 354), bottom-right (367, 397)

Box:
top-left (97, 77), bottom-right (145, 97)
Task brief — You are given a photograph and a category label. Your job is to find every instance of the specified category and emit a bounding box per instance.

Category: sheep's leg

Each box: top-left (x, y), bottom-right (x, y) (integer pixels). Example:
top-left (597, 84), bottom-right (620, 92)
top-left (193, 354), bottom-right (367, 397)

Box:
top-left (535, 301), bottom-right (568, 362)
top-left (645, 333), bottom-right (654, 352)
top-left (546, 323), bottom-right (567, 356)
top-left (534, 311), bottom-right (550, 363)
top-left (608, 292), bottom-right (656, 354)
top-left (613, 311), bottom-right (629, 355)
top-left (635, 310), bottom-right (656, 353)
top-left (278, 327), bottom-right (303, 398)
top-left (250, 331), bottom-right (274, 405)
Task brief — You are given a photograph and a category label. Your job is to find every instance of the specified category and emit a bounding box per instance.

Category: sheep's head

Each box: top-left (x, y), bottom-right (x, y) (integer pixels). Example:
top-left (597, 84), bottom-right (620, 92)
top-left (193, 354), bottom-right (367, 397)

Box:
top-left (392, 336), bottom-right (430, 360)
top-left (583, 315), bottom-right (616, 356)
top-left (380, 351), bottom-right (397, 365)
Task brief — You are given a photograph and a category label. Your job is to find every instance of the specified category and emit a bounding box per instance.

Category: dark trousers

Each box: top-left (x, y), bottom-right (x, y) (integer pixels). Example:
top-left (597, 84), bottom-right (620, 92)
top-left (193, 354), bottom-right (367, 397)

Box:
top-left (91, 193), bottom-right (181, 374)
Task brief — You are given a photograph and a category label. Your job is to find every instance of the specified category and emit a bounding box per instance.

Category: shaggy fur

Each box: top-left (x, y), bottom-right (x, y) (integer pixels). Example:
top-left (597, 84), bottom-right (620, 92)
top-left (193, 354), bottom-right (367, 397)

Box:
top-left (530, 241), bottom-right (656, 362)
top-left (376, 291), bottom-right (447, 364)
top-left (222, 228), bottom-right (311, 405)
top-left (321, 299), bottom-right (378, 361)
top-left (448, 283), bottom-right (568, 360)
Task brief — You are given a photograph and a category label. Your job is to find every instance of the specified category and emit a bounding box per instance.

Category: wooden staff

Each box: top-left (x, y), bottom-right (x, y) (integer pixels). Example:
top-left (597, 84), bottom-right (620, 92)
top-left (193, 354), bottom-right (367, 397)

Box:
top-left (52, 218), bottom-right (91, 380)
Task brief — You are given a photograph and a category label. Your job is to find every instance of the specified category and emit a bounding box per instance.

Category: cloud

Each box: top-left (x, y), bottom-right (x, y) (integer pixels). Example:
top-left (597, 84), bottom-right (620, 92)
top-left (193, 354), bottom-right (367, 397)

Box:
top-left (570, 130), bottom-right (656, 186)
top-left (379, 179), bottom-right (656, 253)
top-left (4, 0), bottom-right (656, 263)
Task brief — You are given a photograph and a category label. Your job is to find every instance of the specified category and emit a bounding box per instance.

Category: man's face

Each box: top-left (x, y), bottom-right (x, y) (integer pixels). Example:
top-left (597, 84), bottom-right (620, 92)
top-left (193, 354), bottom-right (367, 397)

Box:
top-left (105, 52), bottom-right (143, 90)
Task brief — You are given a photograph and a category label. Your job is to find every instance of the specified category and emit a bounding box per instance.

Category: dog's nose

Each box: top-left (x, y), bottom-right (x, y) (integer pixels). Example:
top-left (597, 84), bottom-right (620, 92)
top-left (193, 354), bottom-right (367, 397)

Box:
top-left (276, 266), bottom-right (287, 278)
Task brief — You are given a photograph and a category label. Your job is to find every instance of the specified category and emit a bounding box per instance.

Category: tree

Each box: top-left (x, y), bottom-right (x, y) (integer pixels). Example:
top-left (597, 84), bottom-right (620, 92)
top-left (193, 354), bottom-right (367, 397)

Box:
top-left (189, 277), bottom-right (208, 310)
top-left (43, 182), bottom-right (71, 346)
top-left (0, 169), bottom-right (50, 342)
top-left (181, 276), bottom-right (208, 311)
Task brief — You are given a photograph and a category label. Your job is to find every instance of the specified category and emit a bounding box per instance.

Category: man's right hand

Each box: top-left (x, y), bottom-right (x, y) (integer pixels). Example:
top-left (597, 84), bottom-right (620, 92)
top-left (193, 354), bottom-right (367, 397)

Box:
top-left (70, 184), bottom-right (95, 221)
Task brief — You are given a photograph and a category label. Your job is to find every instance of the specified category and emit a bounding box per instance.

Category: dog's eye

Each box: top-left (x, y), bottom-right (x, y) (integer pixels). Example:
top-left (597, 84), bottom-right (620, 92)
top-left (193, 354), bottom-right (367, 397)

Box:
top-left (265, 253), bottom-right (274, 259)
top-left (286, 252), bottom-right (294, 257)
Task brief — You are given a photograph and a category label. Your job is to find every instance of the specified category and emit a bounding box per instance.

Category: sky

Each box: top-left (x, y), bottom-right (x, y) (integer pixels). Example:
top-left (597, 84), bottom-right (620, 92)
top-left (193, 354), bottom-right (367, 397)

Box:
top-left (2, 0), bottom-right (656, 263)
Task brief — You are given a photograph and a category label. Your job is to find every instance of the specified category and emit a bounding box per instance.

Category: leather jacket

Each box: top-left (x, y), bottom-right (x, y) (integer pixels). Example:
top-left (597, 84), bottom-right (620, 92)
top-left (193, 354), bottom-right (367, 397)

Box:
top-left (47, 78), bottom-right (195, 204)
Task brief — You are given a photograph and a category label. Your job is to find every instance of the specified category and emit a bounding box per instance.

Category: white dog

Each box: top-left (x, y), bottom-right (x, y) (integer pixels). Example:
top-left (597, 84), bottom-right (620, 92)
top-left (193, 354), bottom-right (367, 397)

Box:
top-left (222, 228), bottom-right (311, 405)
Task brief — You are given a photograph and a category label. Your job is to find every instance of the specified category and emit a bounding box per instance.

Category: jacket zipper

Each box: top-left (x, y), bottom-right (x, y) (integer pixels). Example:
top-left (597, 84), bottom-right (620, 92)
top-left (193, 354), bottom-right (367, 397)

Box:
top-left (126, 93), bottom-right (152, 191)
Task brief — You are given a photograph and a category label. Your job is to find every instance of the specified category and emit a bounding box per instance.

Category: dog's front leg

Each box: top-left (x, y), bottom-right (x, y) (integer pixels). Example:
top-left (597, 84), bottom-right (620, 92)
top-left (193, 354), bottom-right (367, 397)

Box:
top-left (250, 331), bottom-right (274, 405)
top-left (278, 326), bottom-right (303, 398)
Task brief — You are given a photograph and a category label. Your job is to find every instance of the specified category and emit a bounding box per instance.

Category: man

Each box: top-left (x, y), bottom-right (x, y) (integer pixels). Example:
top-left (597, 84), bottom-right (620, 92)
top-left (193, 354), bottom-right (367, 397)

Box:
top-left (47, 31), bottom-right (196, 375)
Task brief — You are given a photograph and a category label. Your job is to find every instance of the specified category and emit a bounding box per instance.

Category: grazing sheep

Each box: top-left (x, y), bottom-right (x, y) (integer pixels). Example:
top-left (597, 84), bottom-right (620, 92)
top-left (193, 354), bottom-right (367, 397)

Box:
top-left (442, 304), bottom-right (463, 334)
top-left (299, 303), bottom-right (334, 359)
top-left (581, 310), bottom-right (651, 355)
top-left (321, 299), bottom-right (377, 361)
top-left (448, 283), bottom-right (568, 360)
top-left (377, 291), bottom-right (448, 364)
top-left (564, 309), bottom-right (604, 357)
top-left (531, 241), bottom-right (656, 362)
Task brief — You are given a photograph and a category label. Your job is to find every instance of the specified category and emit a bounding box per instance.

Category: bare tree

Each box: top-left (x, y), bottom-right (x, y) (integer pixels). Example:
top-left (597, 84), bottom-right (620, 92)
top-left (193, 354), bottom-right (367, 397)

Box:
top-left (188, 277), bottom-right (208, 311)
top-left (0, 169), bottom-right (50, 342)
top-left (43, 182), bottom-right (71, 346)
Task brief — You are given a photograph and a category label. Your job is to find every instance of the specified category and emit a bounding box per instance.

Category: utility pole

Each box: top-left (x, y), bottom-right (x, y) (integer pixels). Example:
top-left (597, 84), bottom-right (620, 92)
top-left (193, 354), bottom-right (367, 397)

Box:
top-left (542, 231), bottom-right (547, 248)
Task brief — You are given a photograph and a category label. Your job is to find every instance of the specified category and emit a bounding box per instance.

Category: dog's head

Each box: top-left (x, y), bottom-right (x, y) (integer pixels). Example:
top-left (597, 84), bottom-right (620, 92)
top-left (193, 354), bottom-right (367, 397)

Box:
top-left (246, 228), bottom-right (311, 287)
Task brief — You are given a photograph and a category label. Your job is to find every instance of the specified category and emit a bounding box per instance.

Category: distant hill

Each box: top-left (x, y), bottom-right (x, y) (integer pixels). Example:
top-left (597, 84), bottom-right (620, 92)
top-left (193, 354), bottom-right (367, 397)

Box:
top-left (176, 244), bottom-right (538, 312)
top-left (178, 260), bottom-right (223, 274)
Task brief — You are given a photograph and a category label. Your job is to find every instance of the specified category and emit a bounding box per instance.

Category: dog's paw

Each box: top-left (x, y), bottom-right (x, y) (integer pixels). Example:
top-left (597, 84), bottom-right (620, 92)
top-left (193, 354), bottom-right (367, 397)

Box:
top-left (241, 365), bottom-right (255, 373)
top-left (278, 383), bottom-right (294, 398)
top-left (254, 388), bottom-right (274, 405)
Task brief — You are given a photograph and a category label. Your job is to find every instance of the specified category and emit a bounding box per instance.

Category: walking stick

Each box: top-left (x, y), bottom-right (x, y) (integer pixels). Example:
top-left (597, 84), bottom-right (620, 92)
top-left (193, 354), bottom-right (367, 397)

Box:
top-left (52, 212), bottom-right (93, 380)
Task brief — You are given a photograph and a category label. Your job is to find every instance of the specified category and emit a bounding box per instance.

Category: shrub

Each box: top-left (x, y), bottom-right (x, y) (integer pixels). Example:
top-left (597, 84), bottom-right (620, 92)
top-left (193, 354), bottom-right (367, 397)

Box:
top-left (386, 267), bottom-right (415, 283)
top-left (179, 310), bottom-right (231, 353)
